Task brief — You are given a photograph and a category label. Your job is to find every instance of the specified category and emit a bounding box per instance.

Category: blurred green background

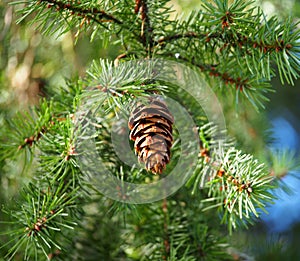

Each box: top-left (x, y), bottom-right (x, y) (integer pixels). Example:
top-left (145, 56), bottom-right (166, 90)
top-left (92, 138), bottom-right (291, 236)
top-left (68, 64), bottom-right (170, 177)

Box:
top-left (0, 0), bottom-right (300, 260)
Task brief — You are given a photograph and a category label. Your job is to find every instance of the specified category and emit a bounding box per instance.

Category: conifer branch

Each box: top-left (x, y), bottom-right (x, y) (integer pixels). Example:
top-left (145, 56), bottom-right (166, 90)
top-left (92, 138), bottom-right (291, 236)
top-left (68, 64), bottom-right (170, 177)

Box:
top-left (1, 181), bottom-right (80, 260)
top-left (156, 30), bottom-right (294, 55)
top-left (14, 0), bottom-right (143, 42)
top-left (192, 60), bottom-right (250, 91)
top-left (156, 32), bottom-right (218, 47)
top-left (165, 53), bottom-right (252, 91)
top-left (2, 0), bottom-right (300, 259)
top-left (155, 1), bottom-right (300, 87)
top-left (0, 100), bottom-right (53, 162)
top-left (190, 124), bottom-right (274, 232)
top-left (38, 0), bottom-right (122, 25)
top-left (17, 119), bottom-right (55, 151)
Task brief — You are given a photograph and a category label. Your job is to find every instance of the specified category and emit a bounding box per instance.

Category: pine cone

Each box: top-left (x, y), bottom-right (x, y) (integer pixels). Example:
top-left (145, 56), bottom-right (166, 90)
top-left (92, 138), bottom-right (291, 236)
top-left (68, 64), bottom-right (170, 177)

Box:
top-left (128, 97), bottom-right (174, 174)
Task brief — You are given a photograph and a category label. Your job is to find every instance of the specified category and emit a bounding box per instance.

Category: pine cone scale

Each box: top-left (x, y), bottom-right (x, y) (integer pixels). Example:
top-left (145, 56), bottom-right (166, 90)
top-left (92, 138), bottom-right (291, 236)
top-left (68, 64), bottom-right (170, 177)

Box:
top-left (130, 121), bottom-right (172, 140)
top-left (128, 106), bottom-right (174, 128)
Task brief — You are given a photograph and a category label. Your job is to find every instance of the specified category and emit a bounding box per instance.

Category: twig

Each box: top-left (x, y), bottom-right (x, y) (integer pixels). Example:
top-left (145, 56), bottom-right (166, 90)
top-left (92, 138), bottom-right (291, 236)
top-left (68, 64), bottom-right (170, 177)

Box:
top-left (164, 53), bottom-right (250, 90)
top-left (39, 0), bottom-right (145, 46)
top-left (162, 198), bottom-right (170, 260)
top-left (136, 0), bottom-right (154, 51)
top-left (156, 32), bottom-right (217, 46)
top-left (156, 30), bottom-right (292, 54)
top-left (18, 120), bottom-right (55, 150)
top-left (40, 0), bottom-right (122, 24)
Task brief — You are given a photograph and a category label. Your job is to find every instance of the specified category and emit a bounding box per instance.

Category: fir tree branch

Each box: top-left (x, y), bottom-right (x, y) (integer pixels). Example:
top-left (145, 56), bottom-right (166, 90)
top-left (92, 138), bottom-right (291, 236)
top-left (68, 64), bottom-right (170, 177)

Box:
top-left (17, 119), bottom-right (55, 151)
top-left (41, 0), bottom-right (123, 24)
top-left (155, 0), bottom-right (300, 87)
top-left (0, 100), bottom-right (54, 163)
top-left (156, 32), bottom-right (218, 47)
top-left (38, 0), bottom-right (122, 25)
top-left (14, 0), bottom-right (142, 42)
top-left (2, 0), bottom-right (300, 259)
top-left (156, 30), bottom-right (293, 55)
top-left (165, 53), bottom-right (251, 90)
top-left (1, 181), bottom-right (80, 260)
top-left (161, 52), bottom-right (272, 108)
top-left (190, 124), bottom-right (275, 233)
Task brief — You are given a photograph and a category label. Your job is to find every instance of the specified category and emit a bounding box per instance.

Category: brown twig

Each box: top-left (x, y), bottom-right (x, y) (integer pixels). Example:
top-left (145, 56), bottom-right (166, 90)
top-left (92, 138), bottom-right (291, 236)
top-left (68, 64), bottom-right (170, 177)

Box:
top-left (162, 198), bottom-right (170, 261)
top-left (156, 32), bottom-right (221, 47)
top-left (136, 0), bottom-right (154, 51)
top-left (134, 0), bottom-right (142, 14)
top-left (166, 54), bottom-right (251, 91)
top-left (155, 29), bottom-right (292, 54)
top-left (40, 0), bottom-right (122, 25)
top-left (39, 0), bottom-right (146, 46)
top-left (18, 120), bottom-right (55, 150)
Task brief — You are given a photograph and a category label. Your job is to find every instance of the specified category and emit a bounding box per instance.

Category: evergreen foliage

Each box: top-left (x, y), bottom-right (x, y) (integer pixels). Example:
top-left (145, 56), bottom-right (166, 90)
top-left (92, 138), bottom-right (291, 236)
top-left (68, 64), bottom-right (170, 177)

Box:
top-left (1, 0), bottom-right (300, 260)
